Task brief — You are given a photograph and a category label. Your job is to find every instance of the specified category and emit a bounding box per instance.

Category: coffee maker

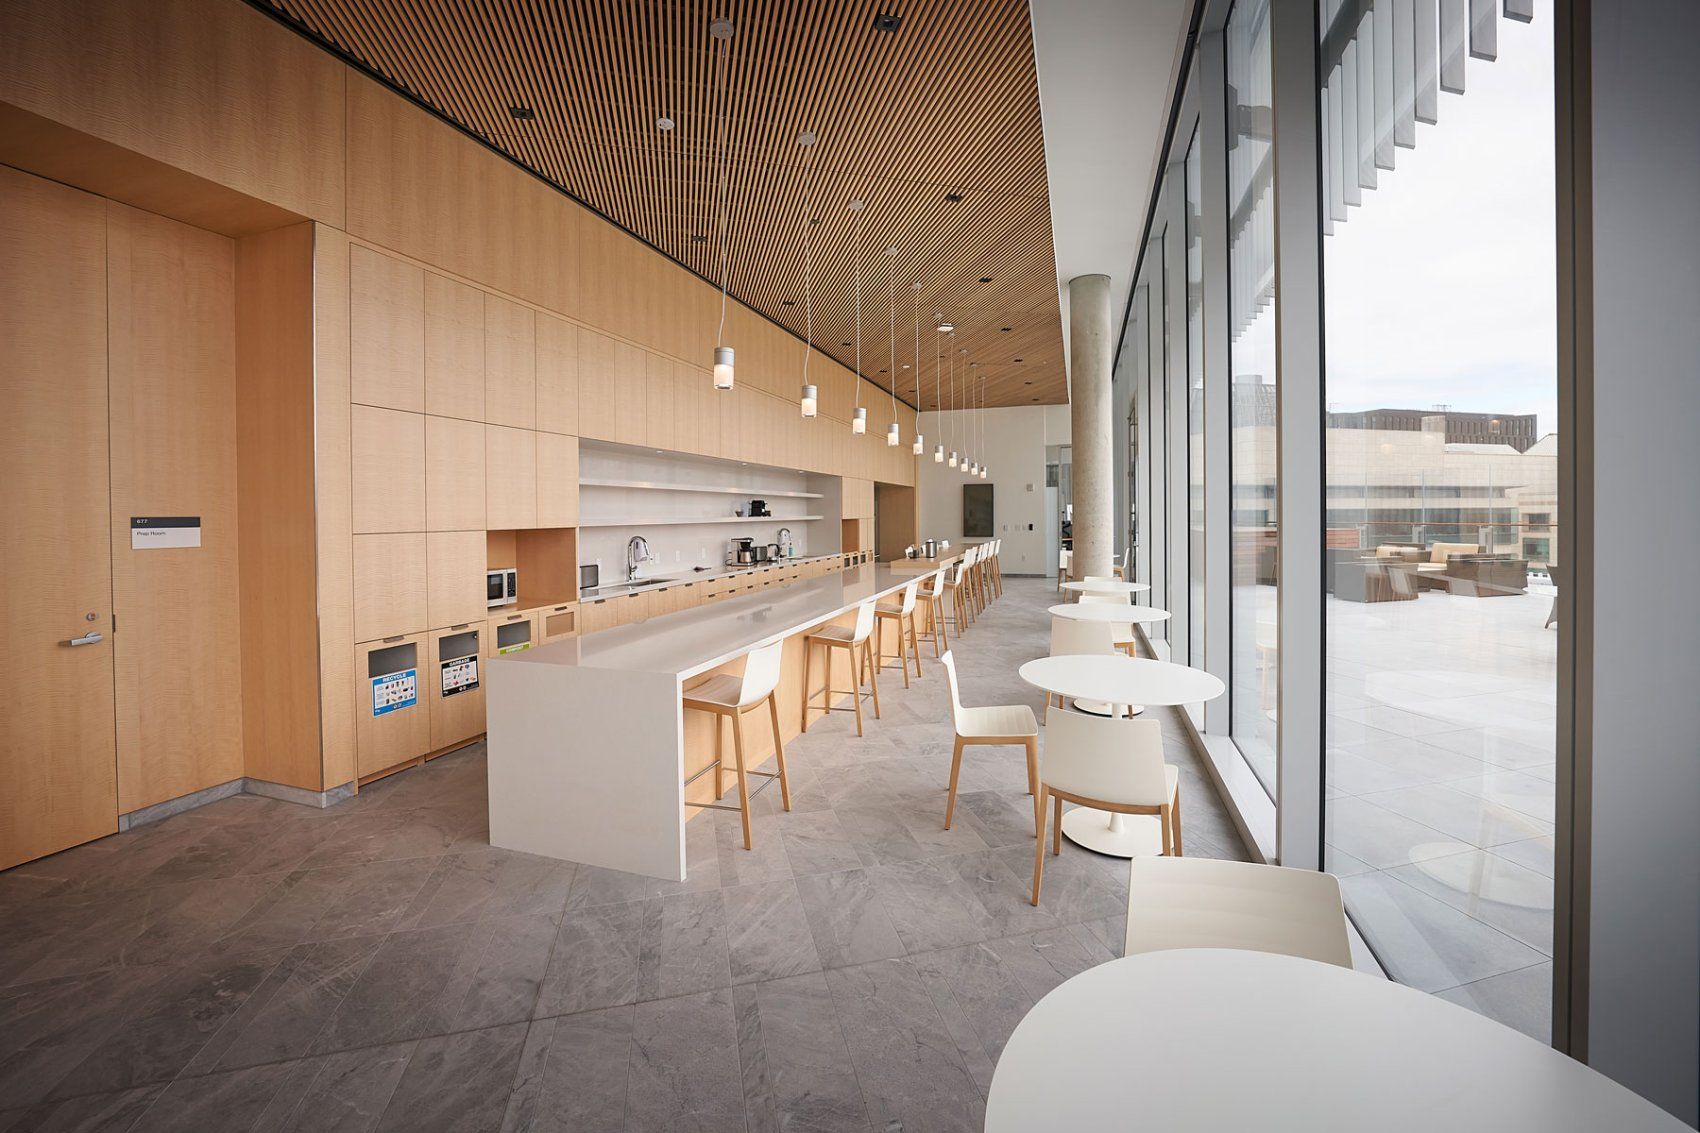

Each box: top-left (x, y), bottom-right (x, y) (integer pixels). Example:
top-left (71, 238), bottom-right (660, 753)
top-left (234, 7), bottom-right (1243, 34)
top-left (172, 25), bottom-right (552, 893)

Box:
top-left (728, 537), bottom-right (756, 566)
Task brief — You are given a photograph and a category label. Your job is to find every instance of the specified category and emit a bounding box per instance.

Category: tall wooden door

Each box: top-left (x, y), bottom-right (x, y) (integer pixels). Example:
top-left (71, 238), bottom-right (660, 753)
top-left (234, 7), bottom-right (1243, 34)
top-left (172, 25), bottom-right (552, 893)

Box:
top-left (0, 166), bottom-right (118, 869)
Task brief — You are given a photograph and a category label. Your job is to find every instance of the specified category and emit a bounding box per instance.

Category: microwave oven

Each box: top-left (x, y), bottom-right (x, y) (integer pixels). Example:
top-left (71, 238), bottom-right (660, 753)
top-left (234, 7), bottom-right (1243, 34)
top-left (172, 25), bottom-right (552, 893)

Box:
top-left (487, 567), bottom-right (518, 608)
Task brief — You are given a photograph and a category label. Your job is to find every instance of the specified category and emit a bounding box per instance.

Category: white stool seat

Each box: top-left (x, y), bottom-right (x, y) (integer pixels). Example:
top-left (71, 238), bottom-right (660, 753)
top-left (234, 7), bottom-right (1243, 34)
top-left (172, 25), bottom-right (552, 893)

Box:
top-left (1123, 857), bottom-right (1352, 968)
top-left (958, 702), bottom-right (1038, 740)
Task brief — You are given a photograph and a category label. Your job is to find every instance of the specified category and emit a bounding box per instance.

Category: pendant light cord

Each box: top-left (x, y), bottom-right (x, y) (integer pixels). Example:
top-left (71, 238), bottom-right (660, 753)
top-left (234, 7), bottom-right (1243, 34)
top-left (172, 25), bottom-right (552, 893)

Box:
top-left (801, 144), bottom-right (814, 387)
top-left (715, 31), bottom-right (729, 348)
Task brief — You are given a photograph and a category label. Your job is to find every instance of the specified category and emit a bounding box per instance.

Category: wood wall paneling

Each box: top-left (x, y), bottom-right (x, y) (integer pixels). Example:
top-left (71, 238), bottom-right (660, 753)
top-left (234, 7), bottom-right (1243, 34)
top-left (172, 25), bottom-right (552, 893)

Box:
top-left (424, 414), bottom-right (487, 531)
top-left (484, 293), bottom-right (536, 428)
top-left (106, 199), bottom-right (244, 812)
top-left (536, 432), bottom-right (580, 529)
top-left (426, 530), bottom-right (487, 629)
top-left (0, 167), bottom-right (118, 869)
top-left (485, 425), bottom-right (538, 530)
top-left (235, 221), bottom-right (325, 792)
top-left (353, 532), bottom-right (427, 642)
top-left (423, 271), bottom-right (485, 421)
top-left (350, 243), bottom-right (424, 412)
top-left (645, 352), bottom-right (676, 452)
top-left (351, 404), bottom-right (425, 534)
top-left (612, 342), bottom-right (648, 446)
top-left (312, 223), bottom-right (356, 790)
top-left (576, 329), bottom-right (616, 442)
top-left (535, 313), bottom-right (579, 436)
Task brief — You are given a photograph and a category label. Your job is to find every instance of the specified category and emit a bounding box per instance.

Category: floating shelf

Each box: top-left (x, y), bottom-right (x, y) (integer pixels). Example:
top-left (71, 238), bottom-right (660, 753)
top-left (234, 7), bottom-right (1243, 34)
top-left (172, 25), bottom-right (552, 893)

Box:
top-left (576, 515), bottom-right (828, 529)
top-left (578, 477), bottom-right (823, 499)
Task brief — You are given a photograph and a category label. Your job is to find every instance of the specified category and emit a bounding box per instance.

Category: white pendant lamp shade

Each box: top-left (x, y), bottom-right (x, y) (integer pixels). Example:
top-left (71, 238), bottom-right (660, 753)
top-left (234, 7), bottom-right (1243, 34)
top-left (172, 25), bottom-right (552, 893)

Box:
top-left (713, 346), bottom-right (735, 390)
top-left (886, 421), bottom-right (900, 446)
top-left (948, 450), bottom-right (958, 468)
top-left (800, 384), bottom-right (817, 417)
top-left (852, 406), bottom-right (867, 434)
top-left (933, 443), bottom-right (944, 463)
top-left (913, 432), bottom-right (924, 455)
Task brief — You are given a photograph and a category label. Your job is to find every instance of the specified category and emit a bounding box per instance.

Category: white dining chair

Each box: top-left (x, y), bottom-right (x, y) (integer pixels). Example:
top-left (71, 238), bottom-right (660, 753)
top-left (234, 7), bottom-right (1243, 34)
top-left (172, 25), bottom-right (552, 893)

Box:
top-left (1031, 710), bottom-right (1181, 906)
top-left (1079, 592), bottom-right (1138, 656)
top-left (1122, 857), bottom-right (1353, 968)
top-left (940, 651), bottom-right (1039, 832)
top-left (1046, 616), bottom-right (1124, 716)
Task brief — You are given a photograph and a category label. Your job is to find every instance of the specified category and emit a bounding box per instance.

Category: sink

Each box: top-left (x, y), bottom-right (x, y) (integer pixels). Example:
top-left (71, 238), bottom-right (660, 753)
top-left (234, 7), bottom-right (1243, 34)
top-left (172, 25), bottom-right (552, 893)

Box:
top-left (583, 574), bottom-right (683, 599)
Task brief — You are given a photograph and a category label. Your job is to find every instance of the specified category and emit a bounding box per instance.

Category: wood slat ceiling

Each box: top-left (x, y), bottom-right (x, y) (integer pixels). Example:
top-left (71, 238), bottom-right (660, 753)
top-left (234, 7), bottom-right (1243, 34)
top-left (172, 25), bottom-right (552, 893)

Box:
top-left (251, 0), bottom-right (1066, 408)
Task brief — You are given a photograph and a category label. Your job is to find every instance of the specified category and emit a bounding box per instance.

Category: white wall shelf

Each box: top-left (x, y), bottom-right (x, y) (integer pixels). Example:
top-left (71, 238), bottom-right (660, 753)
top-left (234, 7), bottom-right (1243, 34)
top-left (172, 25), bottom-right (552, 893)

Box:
top-left (577, 515), bottom-right (827, 529)
top-left (579, 477), bottom-right (823, 499)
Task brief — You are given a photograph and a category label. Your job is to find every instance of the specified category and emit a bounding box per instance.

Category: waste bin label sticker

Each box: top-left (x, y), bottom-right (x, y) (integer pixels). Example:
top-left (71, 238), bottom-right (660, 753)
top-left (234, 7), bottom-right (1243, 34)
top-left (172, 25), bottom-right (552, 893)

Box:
top-left (441, 655), bottom-right (478, 697)
top-left (371, 669), bottom-right (417, 716)
top-left (130, 516), bottom-right (201, 549)
top-left (498, 639), bottom-right (532, 654)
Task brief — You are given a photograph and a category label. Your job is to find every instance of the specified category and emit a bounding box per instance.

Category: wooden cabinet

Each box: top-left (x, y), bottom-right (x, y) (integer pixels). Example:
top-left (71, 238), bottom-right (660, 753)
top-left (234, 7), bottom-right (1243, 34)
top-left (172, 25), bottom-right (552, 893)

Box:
top-left (350, 245), bottom-right (424, 412)
top-left (488, 609), bottom-right (539, 654)
top-left (485, 424), bottom-right (537, 530)
top-left (536, 313), bottom-right (579, 436)
top-left (535, 602), bottom-right (579, 642)
top-left (354, 634), bottom-right (431, 779)
top-left (613, 342), bottom-right (648, 445)
top-left (423, 271), bottom-right (484, 420)
top-left (426, 623), bottom-right (485, 752)
top-left (484, 293), bottom-right (536, 428)
top-left (576, 328), bottom-right (616, 441)
top-left (536, 432), bottom-right (579, 528)
top-left (671, 360), bottom-right (702, 455)
top-left (426, 530), bottom-right (486, 629)
top-left (645, 352), bottom-right (676, 451)
top-left (352, 404), bottom-right (424, 534)
top-left (577, 596), bottom-right (617, 634)
top-left (353, 532), bottom-right (426, 642)
top-left (424, 414), bottom-right (485, 531)
top-left (842, 477), bottom-right (875, 521)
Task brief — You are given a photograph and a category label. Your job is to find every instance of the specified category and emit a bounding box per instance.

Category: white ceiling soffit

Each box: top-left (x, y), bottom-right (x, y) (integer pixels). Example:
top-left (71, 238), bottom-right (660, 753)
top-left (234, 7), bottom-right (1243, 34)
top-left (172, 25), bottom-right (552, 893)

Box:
top-left (1029, 0), bottom-right (1192, 391)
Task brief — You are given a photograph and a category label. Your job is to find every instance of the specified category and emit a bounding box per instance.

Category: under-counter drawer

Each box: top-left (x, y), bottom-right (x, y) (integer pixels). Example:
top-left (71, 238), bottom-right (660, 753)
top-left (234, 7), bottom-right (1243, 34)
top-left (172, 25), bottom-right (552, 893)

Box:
top-left (488, 609), bottom-right (539, 654)
top-left (427, 623), bottom-right (486, 752)
top-left (535, 602), bottom-right (579, 642)
top-left (355, 634), bottom-right (431, 780)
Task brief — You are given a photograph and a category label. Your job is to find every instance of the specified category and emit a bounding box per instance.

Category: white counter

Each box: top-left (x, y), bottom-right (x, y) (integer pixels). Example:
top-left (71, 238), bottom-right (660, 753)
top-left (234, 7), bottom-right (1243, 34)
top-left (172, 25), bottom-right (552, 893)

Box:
top-left (486, 564), bottom-right (921, 879)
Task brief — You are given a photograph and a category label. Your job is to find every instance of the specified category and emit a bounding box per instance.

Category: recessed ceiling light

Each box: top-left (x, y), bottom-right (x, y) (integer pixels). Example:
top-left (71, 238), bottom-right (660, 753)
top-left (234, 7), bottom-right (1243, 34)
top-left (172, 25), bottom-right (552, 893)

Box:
top-left (656, 116), bottom-right (675, 131)
top-left (797, 130), bottom-right (818, 147)
top-left (1025, 380), bottom-right (1033, 385)
top-left (782, 300), bottom-right (796, 307)
top-left (841, 341), bottom-right (852, 347)
top-left (710, 17), bottom-right (735, 40)
top-left (1000, 327), bottom-right (1012, 332)
top-left (873, 11), bottom-right (902, 32)
top-left (1014, 358), bottom-right (1024, 362)
top-left (979, 277), bottom-right (992, 284)
top-left (509, 105), bottom-right (536, 120)
top-left (944, 192), bottom-right (964, 203)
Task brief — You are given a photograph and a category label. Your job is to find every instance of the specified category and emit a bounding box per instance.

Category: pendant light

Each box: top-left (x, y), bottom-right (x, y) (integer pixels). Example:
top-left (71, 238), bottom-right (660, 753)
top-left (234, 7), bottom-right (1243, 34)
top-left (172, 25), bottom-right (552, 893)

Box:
top-left (932, 324), bottom-right (944, 462)
top-left (710, 17), bottom-right (735, 390)
top-left (978, 368), bottom-right (989, 477)
top-left (885, 249), bottom-right (900, 446)
top-left (911, 285), bottom-right (924, 455)
top-left (798, 131), bottom-right (820, 416)
top-left (947, 337), bottom-right (959, 469)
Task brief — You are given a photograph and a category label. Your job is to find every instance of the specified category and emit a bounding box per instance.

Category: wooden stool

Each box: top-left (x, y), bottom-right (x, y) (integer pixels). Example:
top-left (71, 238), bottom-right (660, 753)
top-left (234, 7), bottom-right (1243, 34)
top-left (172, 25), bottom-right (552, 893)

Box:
top-left (874, 578), bottom-right (923, 686)
top-left (987, 538), bottom-right (1003, 598)
top-left (802, 599), bottom-right (880, 736)
top-left (682, 638), bottom-right (791, 850)
top-left (914, 566), bottom-right (951, 658)
top-left (942, 557), bottom-right (973, 634)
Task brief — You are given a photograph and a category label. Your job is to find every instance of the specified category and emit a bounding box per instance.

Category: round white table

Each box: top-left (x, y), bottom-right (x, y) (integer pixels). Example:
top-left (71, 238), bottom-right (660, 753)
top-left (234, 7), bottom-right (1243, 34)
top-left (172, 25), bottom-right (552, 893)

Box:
top-left (986, 949), bottom-right (1686, 1132)
top-left (1018, 655), bottom-right (1226, 856)
top-left (1061, 579), bottom-right (1150, 596)
top-left (1047, 602), bottom-right (1171, 625)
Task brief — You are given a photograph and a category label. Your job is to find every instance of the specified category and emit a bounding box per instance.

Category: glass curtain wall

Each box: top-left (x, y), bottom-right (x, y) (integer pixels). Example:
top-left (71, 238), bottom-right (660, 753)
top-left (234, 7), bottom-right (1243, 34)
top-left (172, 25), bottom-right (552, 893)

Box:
top-left (1226, 0), bottom-right (1278, 792)
top-left (1185, 131), bottom-right (1207, 671)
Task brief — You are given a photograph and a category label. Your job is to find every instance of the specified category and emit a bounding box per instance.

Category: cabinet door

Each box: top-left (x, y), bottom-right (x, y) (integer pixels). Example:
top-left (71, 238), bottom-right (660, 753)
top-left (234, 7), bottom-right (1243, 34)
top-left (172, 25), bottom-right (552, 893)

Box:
top-left (536, 602), bottom-right (579, 642)
top-left (425, 414), bottom-right (485, 531)
top-left (424, 272), bottom-right (484, 420)
top-left (352, 405), bottom-right (424, 534)
top-left (350, 245), bottom-right (424, 411)
top-left (613, 341), bottom-right (648, 445)
top-left (536, 432), bottom-right (579, 528)
top-left (427, 624), bottom-right (485, 752)
top-left (578, 598), bottom-right (616, 634)
top-left (427, 530), bottom-right (486, 629)
top-left (488, 609), bottom-right (539, 654)
top-left (645, 352), bottom-right (676, 451)
top-left (354, 533), bottom-right (427, 642)
top-left (576, 329), bottom-right (616, 441)
top-left (486, 425), bottom-right (538, 530)
top-left (485, 294), bottom-right (536, 428)
top-left (355, 634), bottom-right (431, 778)
top-left (536, 313), bottom-right (579, 435)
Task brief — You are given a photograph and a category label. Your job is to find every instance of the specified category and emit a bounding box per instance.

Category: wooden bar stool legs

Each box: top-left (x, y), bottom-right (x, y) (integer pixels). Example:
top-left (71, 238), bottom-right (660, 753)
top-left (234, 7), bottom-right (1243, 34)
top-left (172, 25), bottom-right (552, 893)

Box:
top-left (802, 600), bottom-right (880, 736)
top-left (682, 639), bottom-right (791, 851)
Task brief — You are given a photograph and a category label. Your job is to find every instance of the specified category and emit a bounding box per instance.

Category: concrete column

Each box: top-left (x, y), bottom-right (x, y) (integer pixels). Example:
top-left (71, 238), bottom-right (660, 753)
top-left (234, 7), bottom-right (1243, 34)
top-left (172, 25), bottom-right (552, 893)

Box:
top-left (1068, 273), bottom-right (1114, 578)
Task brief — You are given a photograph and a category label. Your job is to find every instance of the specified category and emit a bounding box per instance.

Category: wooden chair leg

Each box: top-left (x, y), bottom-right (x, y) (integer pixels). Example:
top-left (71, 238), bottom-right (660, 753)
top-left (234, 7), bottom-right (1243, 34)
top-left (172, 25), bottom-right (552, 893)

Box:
top-left (1031, 786), bottom-right (1049, 906)
top-left (1023, 737), bottom-right (1039, 799)
top-left (1159, 804), bottom-right (1172, 856)
top-left (767, 694), bottom-right (792, 811)
top-left (731, 711), bottom-right (752, 850)
top-left (850, 642), bottom-right (865, 737)
top-left (1171, 788), bottom-right (1183, 856)
top-left (1052, 794), bottom-right (1063, 856)
top-left (865, 640), bottom-right (881, 718)
top-left (801, 639), bottom-right (814, 733)
top-left (938, 601), bottom-right (950, 655)
top-left (944, 735), bottom-right (966, 829)
top-left (714, 713), bottom-right (726, 800)
top-left (895, 618), bottom-right (910, 689)
top-left (907, 614), bottom-right (921, 679)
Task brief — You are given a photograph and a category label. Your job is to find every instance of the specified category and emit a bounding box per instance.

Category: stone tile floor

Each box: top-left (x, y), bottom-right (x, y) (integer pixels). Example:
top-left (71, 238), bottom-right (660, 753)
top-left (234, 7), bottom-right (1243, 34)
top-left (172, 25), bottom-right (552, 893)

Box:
top-left (0, 578), bottom-right (1246, 1132)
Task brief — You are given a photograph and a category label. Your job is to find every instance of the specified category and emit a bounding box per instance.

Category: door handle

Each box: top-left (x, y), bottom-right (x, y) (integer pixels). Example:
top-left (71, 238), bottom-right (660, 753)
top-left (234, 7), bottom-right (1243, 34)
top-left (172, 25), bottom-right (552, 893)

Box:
top-left (62, 631), bottom-right (104, 647)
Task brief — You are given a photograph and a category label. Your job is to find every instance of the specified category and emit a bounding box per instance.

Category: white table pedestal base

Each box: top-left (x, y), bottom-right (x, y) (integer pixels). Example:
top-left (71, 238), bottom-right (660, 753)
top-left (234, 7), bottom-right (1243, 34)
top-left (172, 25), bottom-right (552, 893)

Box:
top-left (1060, 808), bottom-right (1165, 857)
top-left (1071, 698), bottom-right (1145, 718)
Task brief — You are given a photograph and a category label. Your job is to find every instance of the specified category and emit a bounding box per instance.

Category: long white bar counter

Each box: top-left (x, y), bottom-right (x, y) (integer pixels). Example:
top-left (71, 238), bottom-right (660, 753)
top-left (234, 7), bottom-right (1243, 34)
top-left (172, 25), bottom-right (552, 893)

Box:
top-left (486, 564), bottom-right (921, 879)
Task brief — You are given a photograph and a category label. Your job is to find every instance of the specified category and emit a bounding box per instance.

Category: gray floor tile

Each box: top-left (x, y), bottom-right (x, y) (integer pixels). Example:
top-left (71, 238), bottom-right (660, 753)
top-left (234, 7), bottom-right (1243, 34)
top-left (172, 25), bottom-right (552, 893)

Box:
top-left (534, 902), bottom-right (643, 1017)
top-left (734, 974), bottom-right (868, 1133)
top-left (501, 1010), bottom-right (632, 1133)
top-left (636, 891), bottom-right (731, 1002)
top-left (626, 991), bottom-right (744, 1133)
top-left (722, 881), bottom-right (822, 985)
top-left (792, 870), bottom-right (906, 970)
top-left (374, 1022), bottom-right (529, 1133)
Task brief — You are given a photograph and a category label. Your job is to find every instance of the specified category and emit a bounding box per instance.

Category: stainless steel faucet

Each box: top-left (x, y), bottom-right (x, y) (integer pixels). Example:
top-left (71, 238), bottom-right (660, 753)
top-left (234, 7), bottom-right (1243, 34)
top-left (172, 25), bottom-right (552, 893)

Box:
top-left (626, 535), bottom-right (656, 581)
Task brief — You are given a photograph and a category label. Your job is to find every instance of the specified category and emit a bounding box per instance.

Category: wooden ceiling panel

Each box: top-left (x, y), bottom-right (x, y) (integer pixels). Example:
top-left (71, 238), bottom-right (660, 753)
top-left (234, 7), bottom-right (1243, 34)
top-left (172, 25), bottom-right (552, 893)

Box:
top-left (254, 0), bottom-right (1066, 406)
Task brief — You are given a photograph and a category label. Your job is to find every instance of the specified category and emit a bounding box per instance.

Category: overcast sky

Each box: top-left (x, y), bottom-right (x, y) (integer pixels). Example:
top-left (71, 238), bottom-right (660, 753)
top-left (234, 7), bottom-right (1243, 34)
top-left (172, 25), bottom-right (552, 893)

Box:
top-left (1321, 7), bottom-right (1556, 434)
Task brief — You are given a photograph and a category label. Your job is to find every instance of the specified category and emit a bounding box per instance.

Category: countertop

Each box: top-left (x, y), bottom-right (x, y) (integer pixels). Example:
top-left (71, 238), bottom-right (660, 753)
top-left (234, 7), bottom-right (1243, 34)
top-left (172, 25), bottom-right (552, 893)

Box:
top-left (577, 553), bottom-right (841, 601)
top-left (496, 564), bottom-right (916, 678)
